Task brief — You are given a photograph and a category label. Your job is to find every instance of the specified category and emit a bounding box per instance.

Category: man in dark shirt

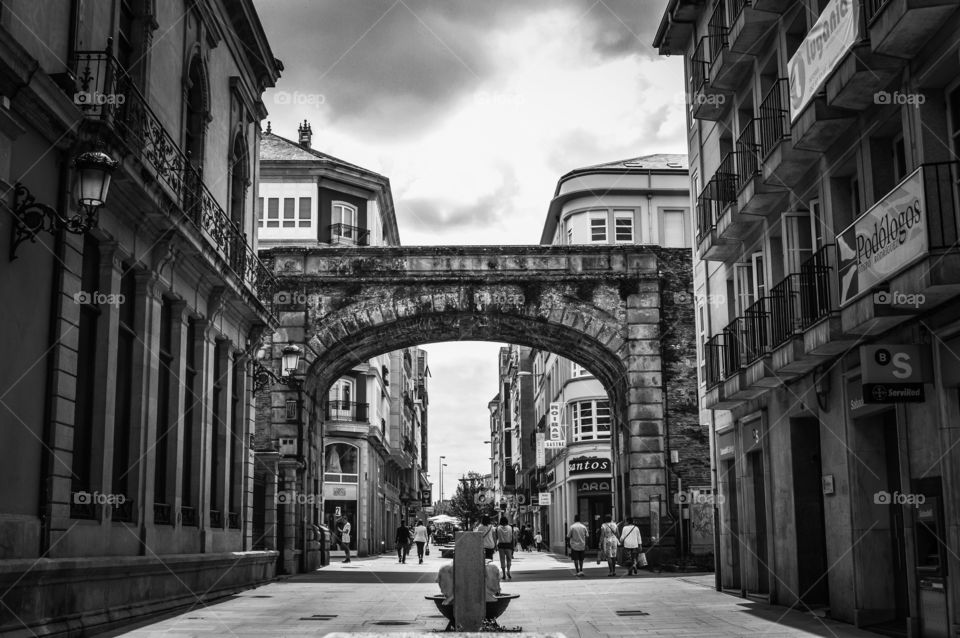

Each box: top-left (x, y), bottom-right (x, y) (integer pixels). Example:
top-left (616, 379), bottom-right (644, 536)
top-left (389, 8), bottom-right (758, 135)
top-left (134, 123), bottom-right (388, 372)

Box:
top-left (396, 520), bottom-right (412, 564)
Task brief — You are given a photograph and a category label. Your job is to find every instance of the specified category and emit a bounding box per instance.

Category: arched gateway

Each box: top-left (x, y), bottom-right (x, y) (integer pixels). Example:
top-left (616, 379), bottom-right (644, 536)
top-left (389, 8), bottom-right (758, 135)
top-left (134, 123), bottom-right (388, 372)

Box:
top-left (257, 243), bottom-right (697, 565)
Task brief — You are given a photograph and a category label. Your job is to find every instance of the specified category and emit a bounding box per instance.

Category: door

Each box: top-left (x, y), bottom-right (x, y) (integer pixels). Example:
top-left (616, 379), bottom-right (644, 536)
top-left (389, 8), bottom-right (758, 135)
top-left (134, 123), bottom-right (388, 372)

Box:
top-left (724, 459), bottom-right (741, 590)
top-left (748, 451), bottom-right (769, 596)
top-left (791, 417), bottom-right (829, 605)
top-left (329, 378), bottom-right (354, 421)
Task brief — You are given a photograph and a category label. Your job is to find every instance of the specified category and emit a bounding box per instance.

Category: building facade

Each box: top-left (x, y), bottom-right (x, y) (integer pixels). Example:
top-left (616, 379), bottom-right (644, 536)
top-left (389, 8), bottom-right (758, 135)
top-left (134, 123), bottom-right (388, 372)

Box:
top-left (0, 0), bottom-right (281, 633)
top-left (493, 156), bottom-right (707, 560)
top-left (253, 123), bottom-right (429, 567)
top-left (656, 0), bottom-right (960, 634)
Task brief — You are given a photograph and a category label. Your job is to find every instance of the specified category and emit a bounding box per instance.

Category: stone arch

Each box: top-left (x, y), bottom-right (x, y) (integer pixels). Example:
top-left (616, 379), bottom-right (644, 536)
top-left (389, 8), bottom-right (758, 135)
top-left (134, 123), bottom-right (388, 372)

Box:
top-left (262, 244), bottom-right (694, 543)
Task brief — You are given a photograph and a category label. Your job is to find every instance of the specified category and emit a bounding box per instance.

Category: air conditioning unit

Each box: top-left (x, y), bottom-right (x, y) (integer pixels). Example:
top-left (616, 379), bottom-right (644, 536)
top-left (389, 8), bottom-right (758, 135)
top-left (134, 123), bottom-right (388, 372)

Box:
top-left (278, 437), bottom-right (296, 456)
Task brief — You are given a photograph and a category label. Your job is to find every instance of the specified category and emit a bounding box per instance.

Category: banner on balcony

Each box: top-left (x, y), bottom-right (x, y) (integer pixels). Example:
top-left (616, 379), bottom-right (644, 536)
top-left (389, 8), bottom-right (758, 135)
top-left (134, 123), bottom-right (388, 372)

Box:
top-left (787, 0), bottom-right (858, 122)
top-left (836, 168), bottom-right (927, 307)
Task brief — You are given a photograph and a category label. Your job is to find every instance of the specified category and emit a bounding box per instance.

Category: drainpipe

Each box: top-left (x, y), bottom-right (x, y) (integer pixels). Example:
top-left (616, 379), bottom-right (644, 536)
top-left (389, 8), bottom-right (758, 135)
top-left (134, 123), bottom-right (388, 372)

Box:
top-left (659, 270), bottom-right (678, 560)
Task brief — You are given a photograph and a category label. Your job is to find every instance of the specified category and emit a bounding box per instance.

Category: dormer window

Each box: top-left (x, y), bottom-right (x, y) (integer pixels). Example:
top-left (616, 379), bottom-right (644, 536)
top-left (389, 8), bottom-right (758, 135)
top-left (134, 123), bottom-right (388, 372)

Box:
top-left (331, 202), bottom-right (359, 245)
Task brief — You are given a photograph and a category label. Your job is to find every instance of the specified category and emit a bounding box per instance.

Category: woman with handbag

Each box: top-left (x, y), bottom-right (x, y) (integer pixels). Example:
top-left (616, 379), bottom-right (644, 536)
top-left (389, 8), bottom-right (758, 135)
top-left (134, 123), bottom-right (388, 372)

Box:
top-left (598, 514), bottom-right (619, 577)
top-left (474, 515), bottom-right (496, 561)
top-left (495, 517), bottom-right (515, 579)
top-left (619, 517), bottom-right (644, 575)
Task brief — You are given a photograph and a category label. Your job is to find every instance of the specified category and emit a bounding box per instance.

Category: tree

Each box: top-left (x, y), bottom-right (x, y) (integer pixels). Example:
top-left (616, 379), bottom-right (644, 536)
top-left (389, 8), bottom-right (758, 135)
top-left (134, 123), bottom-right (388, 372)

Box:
top-left (447, 472), bottom-right (496, 531)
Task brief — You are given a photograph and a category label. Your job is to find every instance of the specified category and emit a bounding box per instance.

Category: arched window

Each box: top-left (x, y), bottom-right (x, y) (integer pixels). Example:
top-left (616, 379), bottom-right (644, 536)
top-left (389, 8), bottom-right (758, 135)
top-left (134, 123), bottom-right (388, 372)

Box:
top-left (328, 378), bottom-right (355, 421)
top-left (331, 202), bottom-right (358, 244)
top-left (228, 132), bottom-right (249, 229)
top-left (324, 443), bottom-right (359, 484)
top-left (184, 55), bottom-right (208, 175)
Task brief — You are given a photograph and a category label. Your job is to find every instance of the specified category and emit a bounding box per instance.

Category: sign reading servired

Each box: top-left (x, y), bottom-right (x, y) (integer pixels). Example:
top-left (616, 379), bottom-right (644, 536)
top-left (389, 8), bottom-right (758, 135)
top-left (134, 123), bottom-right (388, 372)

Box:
top-left (860, 344), bottom-right (930, 403)
top-left (836, 168), bottom-right (927, 307)
top-left (787, 0), bottom-right (858, 122)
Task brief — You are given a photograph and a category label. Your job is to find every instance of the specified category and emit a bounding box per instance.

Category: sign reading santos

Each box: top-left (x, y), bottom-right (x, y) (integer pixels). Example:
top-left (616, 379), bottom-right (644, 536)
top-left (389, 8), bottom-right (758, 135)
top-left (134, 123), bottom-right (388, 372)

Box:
top-left (837, 168), bottom-right (928, 307)
top-left (787, 0), bottom-right (858, 122)
top-left (569, 457), bottom-right (611, 475)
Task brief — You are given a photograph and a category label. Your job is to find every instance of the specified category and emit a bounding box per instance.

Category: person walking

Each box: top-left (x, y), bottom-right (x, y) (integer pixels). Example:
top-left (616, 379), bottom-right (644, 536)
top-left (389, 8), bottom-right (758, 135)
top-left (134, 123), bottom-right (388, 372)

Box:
top-left (534, 530), bottom-right (543, 552)
top-left (598, 514), bottom-right (620, 576)
top-left (496, 517), bottom-right (515, 579)
top-left (566, 515), bottom-right (588, 576)
top-left (475, 515), bottom-right (496, 560)
top-left (337, 515), bottom-right (352, 563)
top-left (619, 517), bottom-right (644, 575)
top-left (413, 519), bottom-right (429, 564)
top-left (395, 520), bottom-right (411, 564)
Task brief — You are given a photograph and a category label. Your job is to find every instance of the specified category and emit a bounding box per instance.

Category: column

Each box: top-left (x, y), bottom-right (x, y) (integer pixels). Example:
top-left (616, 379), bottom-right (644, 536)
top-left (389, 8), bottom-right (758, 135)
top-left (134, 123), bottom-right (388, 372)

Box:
top-left (194, 319), bottom-right (215, 550)
top-left (165, 300), bottom-right (189, 530)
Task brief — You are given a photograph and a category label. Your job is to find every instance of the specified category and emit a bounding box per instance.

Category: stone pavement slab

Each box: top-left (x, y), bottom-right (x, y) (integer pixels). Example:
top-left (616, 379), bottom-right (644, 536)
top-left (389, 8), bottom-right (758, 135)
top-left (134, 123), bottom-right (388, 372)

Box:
top-left (96, 550), bottom-right (885, 638)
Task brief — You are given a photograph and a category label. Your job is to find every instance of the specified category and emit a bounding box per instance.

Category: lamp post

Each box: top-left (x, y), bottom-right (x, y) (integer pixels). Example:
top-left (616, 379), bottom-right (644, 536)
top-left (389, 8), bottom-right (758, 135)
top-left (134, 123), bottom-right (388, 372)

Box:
top-left (254, 344), bottom-right (308, 572)
top-left (438, 456), bottom-right (445, 505)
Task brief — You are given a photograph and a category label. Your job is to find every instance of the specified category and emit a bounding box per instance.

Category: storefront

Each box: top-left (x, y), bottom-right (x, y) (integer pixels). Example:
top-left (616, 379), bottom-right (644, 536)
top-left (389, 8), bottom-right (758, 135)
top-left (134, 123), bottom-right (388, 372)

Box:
top-left (568, 455), bottom-right (613, 550)
top-left (324, 442), bottom-right (359, 554)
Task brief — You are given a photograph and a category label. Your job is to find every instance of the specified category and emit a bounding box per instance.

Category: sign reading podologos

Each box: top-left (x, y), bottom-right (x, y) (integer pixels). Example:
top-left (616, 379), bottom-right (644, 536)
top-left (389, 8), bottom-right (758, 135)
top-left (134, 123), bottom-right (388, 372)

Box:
top-left (787, 0), bottom-right (858, 122)
top-left (837, 168), bottom-right (927, 307)
top-left (860, 344), bottom-right (930, 403)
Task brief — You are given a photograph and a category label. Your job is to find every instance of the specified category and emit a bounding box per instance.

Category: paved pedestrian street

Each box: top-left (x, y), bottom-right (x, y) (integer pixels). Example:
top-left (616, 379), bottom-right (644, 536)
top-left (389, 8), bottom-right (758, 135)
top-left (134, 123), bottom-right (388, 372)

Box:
top-left (100, 551), bottom-right (883, 638)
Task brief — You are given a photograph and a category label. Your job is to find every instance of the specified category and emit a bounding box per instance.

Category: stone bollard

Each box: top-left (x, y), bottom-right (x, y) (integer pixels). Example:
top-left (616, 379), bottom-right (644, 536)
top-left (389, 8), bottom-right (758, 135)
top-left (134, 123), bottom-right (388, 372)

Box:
top-left (453, 531), bottom-right (485, 631)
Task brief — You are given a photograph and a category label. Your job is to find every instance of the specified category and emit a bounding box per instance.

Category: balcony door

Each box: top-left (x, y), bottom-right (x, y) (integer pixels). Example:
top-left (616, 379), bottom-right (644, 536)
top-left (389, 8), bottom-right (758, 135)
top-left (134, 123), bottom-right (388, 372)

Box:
top-left (329, 378), bottom-right (354, 421)
top-left (781, 212), bottom-right (813, 275)
top-left (332, 202), bottom-right (358, 244)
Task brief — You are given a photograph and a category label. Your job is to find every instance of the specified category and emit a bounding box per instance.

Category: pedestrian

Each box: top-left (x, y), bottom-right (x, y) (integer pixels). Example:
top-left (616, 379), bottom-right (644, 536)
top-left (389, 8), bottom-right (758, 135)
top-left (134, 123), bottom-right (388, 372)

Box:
top-left (413, 519), bottom-right (429, 564)
top-left (396, 520), bottom-right (411, 564)
top-left (496, 517), bottom-right (515, 579)
top-left (566, 515), bottom-right (588, 576)
top-left (337, 515), bottom-right (352, 563)
top-left (474, 515), bottom-right (496, 560)
top-left (534, 530), bottom-right (543, 552)
top-left (598, 514), bottom-right (620, 576)
top-left (619, 517), bottom-right (644, 575)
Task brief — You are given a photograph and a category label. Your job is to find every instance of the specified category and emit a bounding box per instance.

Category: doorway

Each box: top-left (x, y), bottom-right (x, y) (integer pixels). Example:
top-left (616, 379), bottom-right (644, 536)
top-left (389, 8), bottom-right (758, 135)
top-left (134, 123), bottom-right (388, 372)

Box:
top-left (723, 458), bottom-right (741, 590)
top-left (791, 417), bottom-right (829, 606)
top-left (746, 450), bottom-right (769, 596)
top-left (578, 493), bottom-right (611, 550)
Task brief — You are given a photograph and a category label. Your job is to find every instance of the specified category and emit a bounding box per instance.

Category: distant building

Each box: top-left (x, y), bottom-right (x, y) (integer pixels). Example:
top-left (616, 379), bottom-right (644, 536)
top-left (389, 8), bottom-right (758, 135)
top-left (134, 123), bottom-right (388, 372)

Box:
top-left (253, 123), bottom-right (427, 566)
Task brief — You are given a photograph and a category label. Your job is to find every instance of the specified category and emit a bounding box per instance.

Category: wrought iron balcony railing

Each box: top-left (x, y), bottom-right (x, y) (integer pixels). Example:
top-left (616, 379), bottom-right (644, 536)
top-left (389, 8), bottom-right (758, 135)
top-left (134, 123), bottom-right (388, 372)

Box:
top-left (721, 297), bottom-right (771, 377)
top-left (210, 509), bottom-right (223, 528)
top-left (690, 37), bottom-right (710, 95)
top-left (707, 1), bottom-right (730, 62)
top-left (329, 223), bottom-right (371, 246)
top-left (71, 46), bottom-right (277, 302)
top-left (228, 511), bottom-right (241, 529)
top-left (326, 400), bottom-right (370, 422)
top-left (154, 502), bottom-right (172, 525)
top-left (704, 333), bottom-right (726, 388)
top-left (769, 274), bottom-right (803, 347)
top-left (731, 0), bottom-right (751, 23)
top-left (181, 505), bottom-right (198, 527)
top-left (758, 79), bottom-right (790, 159)
top-left (864, 0), bottom-right (891, 23)
top-left (920, 162), bottom-right (960, 250)
top-left (695, 165), bottom-right (737, 243)
top-left (798, 244), bottom-right (835, 327)
top-left (735, 120), bottom-right (760, 190)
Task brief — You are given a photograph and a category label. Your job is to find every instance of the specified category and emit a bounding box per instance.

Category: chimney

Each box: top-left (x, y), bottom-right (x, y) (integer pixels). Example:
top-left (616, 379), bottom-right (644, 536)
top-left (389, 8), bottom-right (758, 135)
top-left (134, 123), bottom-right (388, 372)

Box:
top-left (298, 120), bottom-right (312, 149)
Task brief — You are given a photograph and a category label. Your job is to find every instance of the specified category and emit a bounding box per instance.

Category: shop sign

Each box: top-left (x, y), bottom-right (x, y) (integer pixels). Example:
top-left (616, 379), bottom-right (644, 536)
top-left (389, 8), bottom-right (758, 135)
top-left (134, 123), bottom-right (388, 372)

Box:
top-left (717, 430), bottom-right (735, 460)
top-left (569, 457), bottom-right (610, 475)
top-left (837, 168), bottom-right (927, 307)
top-left (324, 483), bottom-right (357, 500)
top-left (530, 494), bottom-right (539, 505)
top-left (548, 402), bottom-right (565, 448)
top-left (577, 480), bottom-right (611, 493)
top-left (536, 432), bottom-right (545, 467)
top-left (860, 345), bottom-right (929, 403)
top-left (538, 492), bottom-right (551, 506)
top-left (787, 0), bottom-right (858, 122)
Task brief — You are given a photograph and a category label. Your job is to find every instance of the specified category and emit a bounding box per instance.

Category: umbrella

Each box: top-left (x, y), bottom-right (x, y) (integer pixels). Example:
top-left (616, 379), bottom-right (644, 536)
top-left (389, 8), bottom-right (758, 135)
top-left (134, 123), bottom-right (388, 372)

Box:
top-left (428, 514), bottom-right (460, 525)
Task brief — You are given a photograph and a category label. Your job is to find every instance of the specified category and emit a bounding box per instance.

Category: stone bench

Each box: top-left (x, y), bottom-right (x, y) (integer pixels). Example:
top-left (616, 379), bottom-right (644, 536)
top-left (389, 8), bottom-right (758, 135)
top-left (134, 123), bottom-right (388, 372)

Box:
top-left (425, 593), bottom-right (519, 628)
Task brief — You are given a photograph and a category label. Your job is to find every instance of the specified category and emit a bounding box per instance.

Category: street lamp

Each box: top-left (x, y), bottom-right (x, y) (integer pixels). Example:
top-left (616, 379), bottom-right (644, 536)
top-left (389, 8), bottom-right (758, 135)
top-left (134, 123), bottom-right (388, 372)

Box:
top-left (438, 456), bottom-right (446, 504)
top-left (9, 149), bottom-right (118, 260)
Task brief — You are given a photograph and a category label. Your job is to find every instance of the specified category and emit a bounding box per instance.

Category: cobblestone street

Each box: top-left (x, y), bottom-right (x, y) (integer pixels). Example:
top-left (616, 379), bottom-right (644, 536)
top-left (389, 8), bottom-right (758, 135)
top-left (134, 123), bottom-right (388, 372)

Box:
top-left (100, 551), bottom-right (883, 637)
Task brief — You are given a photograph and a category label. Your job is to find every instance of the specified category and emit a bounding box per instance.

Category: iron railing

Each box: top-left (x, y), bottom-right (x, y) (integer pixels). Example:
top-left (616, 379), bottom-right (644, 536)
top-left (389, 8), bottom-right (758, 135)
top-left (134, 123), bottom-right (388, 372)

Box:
top-left (326, 400), bottom-right (370, 422)
top-left (715, 153), bottom-right (739, 203)
top-left (182, 505), bottom-right (198, 526)
top-left (112, 498), bottom-right (135, 523)
top-left (742, 297), bottom-right (771, 364)
top-left (769, 275), bottom-right (802, 347)
top-left (735, 120), bottom-right (760, 190)
top-left (696, 164), bottom-right (737, 242)
top-left (731, 0), bottom-right (751, 23)
top-left (758, 78), bottom-right (790, 159)
top-left (707, 1), bottom-right (729, 62)
top-left (210, 509), bottom-right (223, 528)
top-left (228, 511), bottom-right (241, 529)
top-left (705, 333), bottom-right (726, 388)
top-left (920, 162), bottom-right (960, 250)
top-left (329, 223), bottom-right (371, 246)
top-left (154, 502), bottom-right (172, 525)
top-left (722, 318), bottom-right (744, 376)
top-left (696, 191), bottom-right (716, 243)
top-left (690, 37), bottom-right (710, 95)
top-left (798, 244), bottom-right (835, 328)
top-left (71, 45), bottom-right (277, 302)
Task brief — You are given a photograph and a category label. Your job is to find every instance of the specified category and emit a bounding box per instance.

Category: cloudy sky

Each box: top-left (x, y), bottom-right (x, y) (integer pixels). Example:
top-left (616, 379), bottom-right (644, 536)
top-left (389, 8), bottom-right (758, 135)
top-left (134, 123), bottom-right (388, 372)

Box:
top-left (253, 0), bottom-right (687, 494)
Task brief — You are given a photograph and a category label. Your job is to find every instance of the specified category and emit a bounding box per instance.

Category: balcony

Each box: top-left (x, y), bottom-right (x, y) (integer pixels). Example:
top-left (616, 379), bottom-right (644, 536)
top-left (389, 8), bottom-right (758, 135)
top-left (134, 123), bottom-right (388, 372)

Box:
top-left (800, 245), bottom-right (855, 356)
top-left (72, 48), bottom-right (277, 306)
top-left (695, 190), bottom-right (740, 262)
top-left (727, 1), bottom-right (780, 55)
top-left (735, 120), bottom-right (787, 216)
top-left (752, 0), bottom-right (793, 12)
top-left (839, 162), bottom-right (960, 335)
top-left (707, 2), bottom-right (754, 90)
top-left (210, 509), bottom-right (223, 528)
top-left (866, 0), bottom-right (959, 59)
top-left (329, 223), bottom-right (370, 246)
top-left (326, 400), bottom-right (370, 422)
top-left (768, 273), bottom-right (830, 376)
top-left (758, 79), bottom-right (818, 186)
top-left (690, 37), bottom-right (734, 121)
top-left (825, 43), bottom-right (903, 111)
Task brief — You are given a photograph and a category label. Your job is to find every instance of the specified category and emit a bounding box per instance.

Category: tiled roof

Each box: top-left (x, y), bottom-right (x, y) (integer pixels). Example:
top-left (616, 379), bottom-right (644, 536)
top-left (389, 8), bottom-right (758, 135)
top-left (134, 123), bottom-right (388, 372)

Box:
top-left (577, 153), bottom-right (689, 171)
top-left (260, 133), bottom-right (381, 177)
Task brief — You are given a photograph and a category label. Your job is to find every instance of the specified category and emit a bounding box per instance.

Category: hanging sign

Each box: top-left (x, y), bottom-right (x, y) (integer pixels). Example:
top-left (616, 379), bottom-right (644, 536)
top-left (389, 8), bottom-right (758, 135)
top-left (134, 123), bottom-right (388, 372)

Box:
top-left (536, 432), bottom-right (546, 467)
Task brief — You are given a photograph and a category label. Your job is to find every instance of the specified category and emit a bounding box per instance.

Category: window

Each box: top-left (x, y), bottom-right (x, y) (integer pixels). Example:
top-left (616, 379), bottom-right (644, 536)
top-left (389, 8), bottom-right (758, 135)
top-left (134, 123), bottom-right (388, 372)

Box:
top-left (614, 211), bottom-right (634, 242)
top-left (662, 210), bottom-right (686, 247)
top-left (329, 378), bottom-right (355, 421)
top-left (211, 342), bottom-right (224, 516)
top-left (155, 299), bottom-right (173, 509)
top-left (112, 267), bottom-right (137, 520)
top-left (781, 212), bottom-right (812, 275)
top-left (332, 202), bottom-right (358, 242)
top-left (229, 133), bottom-right (248, 228)
top-left (571, 400), bottom-right (611, 442)
top-left (258, 197), bottom-right (279, 228)
top-left (71, 236), bottom-right (100, 505)
top-left (892, 135), bottom-right (907, 184)
top-left (183, 318), bottom-right (197, 510)
top-left (281, 197), bottom-right (296, 228)
top-left (571, 362), bottom-right (591, 378)
top-left (299, 197), bottom-right (311, 228)
top-left (697, 303), bottom-right (707, 385)
top-left (324, 443), bottom-right (359, 483)
top-left (589, 212), bottom-right (607, 242)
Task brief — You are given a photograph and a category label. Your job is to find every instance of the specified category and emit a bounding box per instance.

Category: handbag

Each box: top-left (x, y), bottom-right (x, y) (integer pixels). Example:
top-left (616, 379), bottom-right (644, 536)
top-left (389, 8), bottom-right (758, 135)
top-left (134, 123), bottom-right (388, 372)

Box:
top-left (637, 551), bottom-right (648, 568)
top-left (426, 547), bottom-right (430, 556)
